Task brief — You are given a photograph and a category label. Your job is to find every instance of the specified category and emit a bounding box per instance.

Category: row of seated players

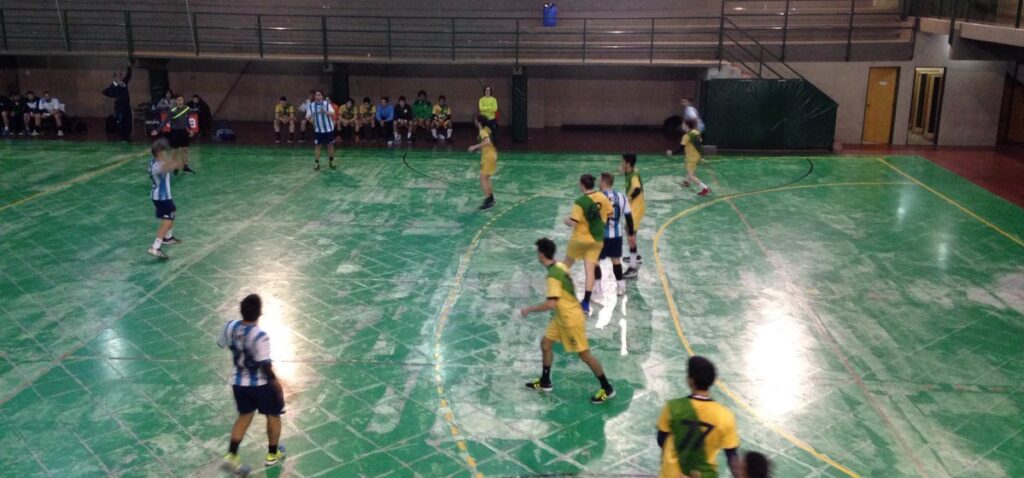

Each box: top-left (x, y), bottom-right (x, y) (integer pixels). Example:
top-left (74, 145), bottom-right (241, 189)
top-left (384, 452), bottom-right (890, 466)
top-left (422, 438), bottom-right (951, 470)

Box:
top-left (0, 91), bottom-right (67, 137)
top-left (272, 90), bottom-right (454, 145)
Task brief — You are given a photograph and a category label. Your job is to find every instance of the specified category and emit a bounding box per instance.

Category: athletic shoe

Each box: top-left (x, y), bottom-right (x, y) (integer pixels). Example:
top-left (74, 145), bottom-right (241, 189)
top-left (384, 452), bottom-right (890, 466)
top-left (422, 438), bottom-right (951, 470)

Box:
top-left (162, 237), bottom-right (182, 245)
top-left (274, 139), bottom-right (281, 143)
top-left (287, 139), bottom-right (293, 144)
top-left (31, 130), bottom-right (39, 137)
top-left (314, 162), bottom-right (320, 171)
top-left (623, 267), bottom-right (639, 279)
top-left (329, 160), bottom-right (336, 170)
top-left (617, 281), bottom-right (626, 296)
top-left (525, 379), bottom-right (553, 392)
top-left (387, 140), bottom-right (394, 147)
top-left (183, 165), bottom-right (196, 174)
top-left (57, 130), bottom-right (64, 137)
top-left (581, 299), bottom-right (591, 315)
top-left (479, 197), bottom-right (495, 210)
top-left (264, 445), bottom-right (286, 466)
top-left (682, 180), bottom-right (690, 188)
top-left (147, 247), bottom-right (168, 259)
top-left (222, 452), bottom-right (242, 472)
top-left (698, 186), bottom-right (710, 196)
top-left (591, 388), bottom-right (615, 404)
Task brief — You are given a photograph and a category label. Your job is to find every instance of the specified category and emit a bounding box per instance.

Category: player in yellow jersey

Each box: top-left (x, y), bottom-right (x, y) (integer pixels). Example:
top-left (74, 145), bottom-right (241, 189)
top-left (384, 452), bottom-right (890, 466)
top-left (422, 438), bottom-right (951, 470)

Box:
top-left (357, 97), bottom-right (377, 142)
top-left (520, 238), bottom-right (615, 404)
top-left (468, 115), bottom-right (497, 210)
top-left (620, 154), bottom-right (645, 278)
top-left (337, 98), bottom-right (357, 142)
top-left (667, 118), bottom-right (710, 196)
top-left (273, 96), bottom-right (295, 143)
top-left (431, 95), bottom-right (453, 142)
top-left (564, 174), bottom-right (612, 314)
top-left (657, 356), bottom-right (742, 478)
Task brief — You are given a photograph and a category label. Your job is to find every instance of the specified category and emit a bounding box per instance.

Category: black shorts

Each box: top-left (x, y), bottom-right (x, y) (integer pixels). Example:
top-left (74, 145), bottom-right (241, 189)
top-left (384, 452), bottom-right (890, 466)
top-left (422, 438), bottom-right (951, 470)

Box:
top-left (232, 384), bottom-right (285, 416)
top-left (153, 199), bottom-right (176, 220)
top-left (314, 131), bottom-right (335, 145)
top-left (599, 237), bottom-right (624, 260)
top-left (168, 129), bottom-right (189, 149)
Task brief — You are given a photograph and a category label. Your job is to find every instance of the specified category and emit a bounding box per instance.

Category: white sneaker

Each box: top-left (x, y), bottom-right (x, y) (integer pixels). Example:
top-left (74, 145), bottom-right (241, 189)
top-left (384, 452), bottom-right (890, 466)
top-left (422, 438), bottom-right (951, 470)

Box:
top-left (31, 130), bottom-right (39, 136)
top-left (591, 283), bottom-right (604, 303)
top-left (147, 247), bottom-right (168, 259)
top-left (57, 130), bottom-right (64, 137)
top-left (617, 281), bottom-right (626, 296)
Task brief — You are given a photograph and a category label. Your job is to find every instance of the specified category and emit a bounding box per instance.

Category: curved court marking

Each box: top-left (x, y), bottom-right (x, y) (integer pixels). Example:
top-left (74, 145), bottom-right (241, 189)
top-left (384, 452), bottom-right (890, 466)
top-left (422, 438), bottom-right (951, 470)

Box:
top-left (876, 158), bottom-right (1024, 248)
top-left (431, 194), bottom-right (539, 478)
top-left (0, 152), bottom-right (143, 213)
top-left (652, 181), bottom-right (915, 478)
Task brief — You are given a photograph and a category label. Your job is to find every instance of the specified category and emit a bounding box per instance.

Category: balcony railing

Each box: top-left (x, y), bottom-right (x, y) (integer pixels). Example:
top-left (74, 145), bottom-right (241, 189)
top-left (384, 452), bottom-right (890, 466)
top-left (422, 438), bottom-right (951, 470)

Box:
top-left (914, 0), bottom-right (1024, 27)
top-left (0, 6), bottom-right (912, 65)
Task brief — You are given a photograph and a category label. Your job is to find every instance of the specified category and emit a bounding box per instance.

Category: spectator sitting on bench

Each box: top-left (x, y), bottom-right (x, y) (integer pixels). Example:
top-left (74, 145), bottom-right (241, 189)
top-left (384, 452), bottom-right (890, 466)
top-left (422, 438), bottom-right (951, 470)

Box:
top-left (39, 91), bottom-right (66, 137)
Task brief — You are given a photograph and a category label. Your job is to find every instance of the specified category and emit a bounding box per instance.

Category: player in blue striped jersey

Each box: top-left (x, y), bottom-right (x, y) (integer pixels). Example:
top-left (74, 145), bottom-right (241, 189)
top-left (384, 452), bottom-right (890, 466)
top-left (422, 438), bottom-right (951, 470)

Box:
top-left (147, 138), bottom-right (183, 259)
top-left (218, 294), bottom-right (287, 471)
top-left (594, 172), bottom-right (635, 298)
top-left (305, 90), bottom-right (336, 171)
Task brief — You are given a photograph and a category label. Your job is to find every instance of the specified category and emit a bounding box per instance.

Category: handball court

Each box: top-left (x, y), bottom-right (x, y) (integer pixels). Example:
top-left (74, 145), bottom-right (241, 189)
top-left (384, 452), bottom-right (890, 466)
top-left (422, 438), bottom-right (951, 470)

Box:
top-left (1, 141), bottom-right (1022, 477)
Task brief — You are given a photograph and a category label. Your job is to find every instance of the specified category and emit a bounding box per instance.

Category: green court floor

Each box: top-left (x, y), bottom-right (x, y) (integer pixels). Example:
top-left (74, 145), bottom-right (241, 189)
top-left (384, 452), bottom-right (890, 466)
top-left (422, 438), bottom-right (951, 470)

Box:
top-left (1, 141), bottom-right (1022, 478)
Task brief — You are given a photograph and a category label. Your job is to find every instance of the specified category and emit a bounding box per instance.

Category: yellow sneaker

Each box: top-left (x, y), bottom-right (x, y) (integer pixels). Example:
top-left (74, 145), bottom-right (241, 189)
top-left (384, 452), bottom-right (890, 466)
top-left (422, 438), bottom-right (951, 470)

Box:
top-left (264, 446), bottom-right (286, 466)
top-left (222, 452), bottom-right (241, 471)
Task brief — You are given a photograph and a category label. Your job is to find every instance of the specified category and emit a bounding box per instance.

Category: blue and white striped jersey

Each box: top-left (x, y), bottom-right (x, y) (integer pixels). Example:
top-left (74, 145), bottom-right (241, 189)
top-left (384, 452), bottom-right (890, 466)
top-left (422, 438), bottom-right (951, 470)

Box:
top-left (603, 189), bottom-right (632, 239)
top-left (149, 157), bottom-right (172, 201)
top-left (306, 100), bottom-right (334, 133)
top-left (217, 319), bottom-right (272, 387)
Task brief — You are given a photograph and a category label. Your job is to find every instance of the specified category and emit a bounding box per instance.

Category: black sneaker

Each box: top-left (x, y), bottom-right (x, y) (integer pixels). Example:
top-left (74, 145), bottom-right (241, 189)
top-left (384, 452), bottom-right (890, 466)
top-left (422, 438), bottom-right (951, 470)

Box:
top-left (479, 197), bottom-right (495, 210)
top-left (173, 169), bottom-right (180, 176)
top-left (183, 165), bottom-right (196, 174)
top-left (162, 237), bottom-right (182, 245)
top-left (329, 160), bottom-right (336, 170)
top-left (623, 267), bottom-right (639, 279)
top-left (525, 379), bottom-right (553, 392)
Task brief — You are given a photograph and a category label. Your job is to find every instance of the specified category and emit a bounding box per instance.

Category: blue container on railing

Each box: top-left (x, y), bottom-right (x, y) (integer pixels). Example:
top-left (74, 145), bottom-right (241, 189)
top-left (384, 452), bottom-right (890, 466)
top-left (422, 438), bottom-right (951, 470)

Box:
top-left (543, 3), bottom-right (558, 27)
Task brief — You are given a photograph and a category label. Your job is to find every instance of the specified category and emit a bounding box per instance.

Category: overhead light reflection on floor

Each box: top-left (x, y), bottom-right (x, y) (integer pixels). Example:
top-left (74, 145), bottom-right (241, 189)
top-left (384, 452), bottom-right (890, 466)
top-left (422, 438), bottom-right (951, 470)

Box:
top-left (745, 292), bottom-right (809, 419)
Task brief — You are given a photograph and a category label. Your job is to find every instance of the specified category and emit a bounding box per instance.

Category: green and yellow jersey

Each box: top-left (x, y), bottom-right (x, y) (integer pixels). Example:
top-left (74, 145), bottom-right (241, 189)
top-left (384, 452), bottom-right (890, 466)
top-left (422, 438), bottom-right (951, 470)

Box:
top-left (624, 170), bottom-right (645, 223)
top-left (682, 130), bottom-right (703, 163)
top-left (479, 96), bottom-right (498, 120)
top-left (570, 191), bottom-right (612, 244)
top-left (546, 262), bottom-right (584, 328)
top-left (433, 103), bottom-right (451, 120)
top-left (358, 103), bottom-right (376, 120)
top-left (478, 127), bottom-right (496, 156)
top-left (338, 104), bottom-right (356, 120)
top-left (657, 396), bottom-right (739, 478)
top-left (274, 103), bottom-right (295, 117)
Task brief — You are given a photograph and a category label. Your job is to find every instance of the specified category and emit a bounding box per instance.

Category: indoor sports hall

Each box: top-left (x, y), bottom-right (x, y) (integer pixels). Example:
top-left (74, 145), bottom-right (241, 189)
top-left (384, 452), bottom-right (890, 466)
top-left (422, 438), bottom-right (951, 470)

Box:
top-left (1, 1), bottom-right (1022, 478)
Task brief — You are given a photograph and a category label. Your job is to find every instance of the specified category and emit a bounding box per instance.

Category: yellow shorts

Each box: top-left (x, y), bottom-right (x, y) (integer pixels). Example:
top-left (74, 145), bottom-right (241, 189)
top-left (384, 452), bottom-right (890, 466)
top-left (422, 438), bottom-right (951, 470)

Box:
top-left (481, 151), bottom-right (497, 176)
top-left (566, 240), bottom-right (602, 262)
top-left (685, 156), bottom-right (701, 174)
top-left (631, 209), bottom-right (643, 231)
top-left (545, 320), bottom-right (589, 353)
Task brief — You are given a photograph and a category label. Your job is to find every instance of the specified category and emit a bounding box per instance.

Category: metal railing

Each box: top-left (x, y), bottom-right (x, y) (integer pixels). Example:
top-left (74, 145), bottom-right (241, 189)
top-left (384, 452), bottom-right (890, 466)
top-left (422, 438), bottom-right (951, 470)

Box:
top-left (914, 0), bottom-right (1023, 27)
top-left (0, 6), bottom-right (912, 66)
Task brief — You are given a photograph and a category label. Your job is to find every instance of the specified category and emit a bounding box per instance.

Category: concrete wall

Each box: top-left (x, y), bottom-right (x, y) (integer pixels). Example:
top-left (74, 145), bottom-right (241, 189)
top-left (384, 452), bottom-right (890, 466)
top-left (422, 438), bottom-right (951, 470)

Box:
top-left (791, 32), bottom-right (1010, 146)
top-left (2, 58), bottom-right (696, 127)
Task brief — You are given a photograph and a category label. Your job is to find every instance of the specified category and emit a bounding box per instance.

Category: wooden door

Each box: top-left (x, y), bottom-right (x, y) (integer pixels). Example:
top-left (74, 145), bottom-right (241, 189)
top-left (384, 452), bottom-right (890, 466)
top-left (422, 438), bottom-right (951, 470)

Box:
top-left (863, 67), bottom-right (899, 144)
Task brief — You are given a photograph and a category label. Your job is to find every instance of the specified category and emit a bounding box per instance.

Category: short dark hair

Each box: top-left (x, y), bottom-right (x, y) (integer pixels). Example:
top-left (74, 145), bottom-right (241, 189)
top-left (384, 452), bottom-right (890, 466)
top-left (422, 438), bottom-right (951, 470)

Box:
top-left (26, 90), bottom-right (34, 96)
top-left (744, 452), bottom-right (771, 478)
top-left (684, 118), bottom-right (699, 130)
top-left (475, 115), bottom-right (488, 125)
top-left (240, 294), bottom-right (262, 321)
top-left (579, 174), bottom-right (596, 190)
top-left (346, 97), bottom-right (354, 104)
top-left (483, 85), bottom-right (492, 94)
top-left (309, 90), bottom-right (315, 94)
top-left (418, 90), bottom-right (427, 97)
top-left (279, 96), bottom-right (287, 101)
top-left (622, 154), bottom-right (637, 167)
top-left (381, 96), bottom-right (389, 102)
top-left (600, 172), bottom-right (614, 187)
top-left (535, 238), bottom-right (556, 260)
top-left (363, 97), bottom-right (371, 103)
top-left (151, 137), bottom-right (170, 155)
top-left (314, 90), bottom-right (323, 96)
top-left (398, 96), bottom-right (406, 102)
top-left (439, 95), bottom-right (446, 100)
top-left (42, 91), bottom-right (50, 95)
top-left (687, 356), bottom-right (717, 390)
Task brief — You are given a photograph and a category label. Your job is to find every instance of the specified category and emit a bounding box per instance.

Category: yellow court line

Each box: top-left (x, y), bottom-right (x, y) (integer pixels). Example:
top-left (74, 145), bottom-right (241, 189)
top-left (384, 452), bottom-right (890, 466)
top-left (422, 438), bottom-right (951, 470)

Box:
top-left (0, 152), bottom-right (142, 214)
top-left (876, 158), bottom-right (1024, 248)
top-left (431, 194), bottom-right (539, 478)
top-left (653, 181), bottom-right (911, 478)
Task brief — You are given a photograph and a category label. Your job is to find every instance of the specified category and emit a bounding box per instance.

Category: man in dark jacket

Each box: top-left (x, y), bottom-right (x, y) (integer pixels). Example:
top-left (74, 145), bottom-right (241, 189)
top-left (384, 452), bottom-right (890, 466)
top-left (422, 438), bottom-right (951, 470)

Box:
top-left (103, 64), bottom-right (133, 141)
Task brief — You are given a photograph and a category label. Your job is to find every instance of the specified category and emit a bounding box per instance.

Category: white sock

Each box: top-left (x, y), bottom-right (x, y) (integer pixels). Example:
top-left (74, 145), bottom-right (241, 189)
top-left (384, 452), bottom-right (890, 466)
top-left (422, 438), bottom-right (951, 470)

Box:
top-left (446, 128), bottom-right (452, 138)
top-left (164, 229), bottom-right (173, 240)
top-left (393, 133), bottom-right (399, 141)
top-left (407, 131), bottom-right (411, 139)
top-left (698, 181), bottom-right (708, 189)
top-left (617, 280), bottom-right (625, 288)
top-left (152, 238), bottom-right (163, 250)
top-left (431, 128), bottom-right (437, 138)
top-left (631, 251), bottom-right (638, 265)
